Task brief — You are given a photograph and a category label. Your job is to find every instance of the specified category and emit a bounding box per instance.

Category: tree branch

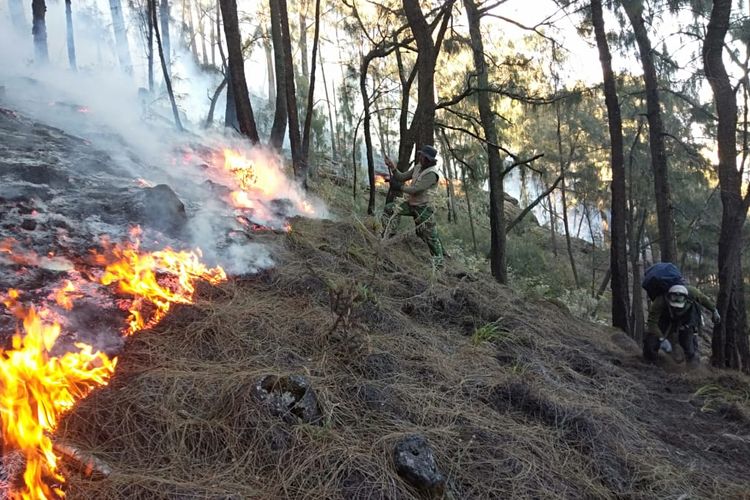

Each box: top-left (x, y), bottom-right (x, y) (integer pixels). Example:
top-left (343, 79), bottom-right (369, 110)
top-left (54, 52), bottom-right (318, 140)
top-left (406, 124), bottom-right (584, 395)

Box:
top-left (506, 175), bottom-right (563, 232)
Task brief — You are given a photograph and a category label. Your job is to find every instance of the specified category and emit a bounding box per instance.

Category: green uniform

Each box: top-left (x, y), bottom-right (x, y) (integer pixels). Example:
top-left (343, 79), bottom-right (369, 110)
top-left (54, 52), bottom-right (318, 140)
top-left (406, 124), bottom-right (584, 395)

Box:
top-left (381, 163), bottom-right (444, 267)
top-left (644, 285), bottom-right (715, 362)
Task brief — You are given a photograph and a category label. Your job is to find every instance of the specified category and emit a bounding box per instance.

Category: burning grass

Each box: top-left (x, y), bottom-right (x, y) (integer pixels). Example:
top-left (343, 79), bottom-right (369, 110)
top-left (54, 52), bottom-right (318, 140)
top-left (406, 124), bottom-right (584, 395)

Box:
top-left (56, 218), bottom-right (750, 499)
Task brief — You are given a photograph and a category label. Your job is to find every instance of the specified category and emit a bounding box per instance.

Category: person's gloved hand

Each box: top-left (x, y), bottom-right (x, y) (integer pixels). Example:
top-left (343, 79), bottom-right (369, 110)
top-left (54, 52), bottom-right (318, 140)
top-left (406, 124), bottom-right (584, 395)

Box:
top-left (712, 308), bottom-right (721, 325)
top-left (659, 338), bottom-right (672, 353)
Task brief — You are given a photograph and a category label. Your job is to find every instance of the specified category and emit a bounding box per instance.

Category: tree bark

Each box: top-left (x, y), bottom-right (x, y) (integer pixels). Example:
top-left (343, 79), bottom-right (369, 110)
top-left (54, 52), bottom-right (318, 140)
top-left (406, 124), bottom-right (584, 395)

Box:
top-left (65, 0), bottom-right (77, 70)
top-left (622, 0), bottom-right (677, 262)
top-left (184, 0), bottom-right (199, 62)
top-left (32, 0), bottom-right (48, 64)
top-left (703, 0), bottom-right (750, 372)
top-left (592, 0), bottom-right (630, 334)
top-left (219, 0), bottom-right (261, 143)
top-left (278, 0), bottom-right (304, 178)
top-left (301, 0), bottom-right (321, 179)
top-left (225, 66), bottom-right (239, 129)
top-left (269, 0), bottom-right (287, 149)
top-left (464, 0), bottom-right (506, 283)
top-left (109, 0), bottom-right (133, 74)
top-left (160, 0), bottom-right (171, 75)
top-left (152, 0), bottom-right (183, 131)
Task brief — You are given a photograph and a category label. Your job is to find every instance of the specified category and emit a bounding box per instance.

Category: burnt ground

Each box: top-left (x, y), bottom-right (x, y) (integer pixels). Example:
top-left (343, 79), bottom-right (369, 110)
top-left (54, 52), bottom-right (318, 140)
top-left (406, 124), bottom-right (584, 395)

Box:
top-left (1, 107), bottom-right (749, 498)
top-left (58, 217), bottom-right (750, 499)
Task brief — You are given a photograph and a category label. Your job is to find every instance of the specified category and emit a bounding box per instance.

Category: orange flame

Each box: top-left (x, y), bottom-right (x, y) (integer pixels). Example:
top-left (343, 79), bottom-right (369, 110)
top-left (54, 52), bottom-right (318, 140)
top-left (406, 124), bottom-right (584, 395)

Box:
top-left (0, 230), bottom-right (227, 497)
top-left (0, 291), bottom-right (116, 499)
top-left (94, 232), bottom-right (227, 335)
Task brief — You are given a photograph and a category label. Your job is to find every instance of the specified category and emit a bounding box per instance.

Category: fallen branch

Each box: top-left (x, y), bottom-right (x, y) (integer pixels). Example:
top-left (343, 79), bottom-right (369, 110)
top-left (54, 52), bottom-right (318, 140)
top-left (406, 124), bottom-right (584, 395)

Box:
top-left (53, 442), bottom-right (112, 479)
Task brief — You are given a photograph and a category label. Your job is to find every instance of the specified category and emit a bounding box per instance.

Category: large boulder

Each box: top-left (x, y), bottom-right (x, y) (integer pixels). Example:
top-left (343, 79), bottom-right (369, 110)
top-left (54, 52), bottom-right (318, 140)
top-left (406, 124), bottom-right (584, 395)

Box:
top-left (393, 434), bottom-right (445, 496)
top-left (137, 184), bottom-right (187, 234)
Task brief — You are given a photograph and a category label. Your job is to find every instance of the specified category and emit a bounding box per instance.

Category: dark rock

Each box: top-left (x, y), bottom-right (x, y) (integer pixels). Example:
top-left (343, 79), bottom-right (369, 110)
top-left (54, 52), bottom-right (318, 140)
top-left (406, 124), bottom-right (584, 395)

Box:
top-left (138, 184), bottom-right (187, 234)
top-left (251, 374), bottom-right (323, 425)
top-left (10, 164), bottom-right (70, 188)
top-left (270, 198), bottom-right (295, 217)
top-left (393, 434), bottom-right (445, 496)
top-left (202, 179), bottom-right (232, 198)
top-left (20, 219), bottom-right (36, 231)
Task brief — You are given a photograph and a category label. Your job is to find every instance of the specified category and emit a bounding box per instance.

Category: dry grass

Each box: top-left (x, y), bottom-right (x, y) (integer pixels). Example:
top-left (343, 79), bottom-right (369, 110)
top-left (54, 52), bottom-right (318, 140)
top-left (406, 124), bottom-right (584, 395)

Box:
top-left (58, 218), bottom-right (750, 499)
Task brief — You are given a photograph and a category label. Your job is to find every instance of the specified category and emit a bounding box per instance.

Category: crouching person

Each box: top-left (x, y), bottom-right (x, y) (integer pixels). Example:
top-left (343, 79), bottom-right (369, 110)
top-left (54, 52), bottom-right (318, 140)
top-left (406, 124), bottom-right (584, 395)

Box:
top-left (381, 145), bottom-right (444, 270)
top-left (643, 284), bottom-right (720, 365)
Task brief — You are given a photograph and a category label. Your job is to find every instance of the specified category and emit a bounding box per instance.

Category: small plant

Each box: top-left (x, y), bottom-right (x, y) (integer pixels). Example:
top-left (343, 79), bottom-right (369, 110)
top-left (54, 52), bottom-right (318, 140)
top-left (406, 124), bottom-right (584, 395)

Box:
top-left (693, 383), bottom-right (750, 413)
top-left (472, 320), bottom-right (510, 346)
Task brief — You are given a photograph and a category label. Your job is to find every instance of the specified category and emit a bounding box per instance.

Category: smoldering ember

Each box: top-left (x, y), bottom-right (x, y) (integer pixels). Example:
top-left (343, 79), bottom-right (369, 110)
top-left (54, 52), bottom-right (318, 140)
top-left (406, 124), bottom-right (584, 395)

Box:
top-left (1, 0), bottom-right (750, 499)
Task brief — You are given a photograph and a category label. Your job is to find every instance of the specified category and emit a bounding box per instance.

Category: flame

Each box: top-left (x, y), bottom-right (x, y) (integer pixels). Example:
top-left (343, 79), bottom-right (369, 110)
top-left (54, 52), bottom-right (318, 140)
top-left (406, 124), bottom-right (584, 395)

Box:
top-left (217, 149), bottom-right (317, 220)
top-left (374, 176), bottom-right (387, 188)
top-left (94, 231), bottom-right (226, 335)
top-left (53, 281), bottom-right (76, 311)
top-left (134, 178), bottom-right (155, 188)
top-left (0, 290), bottom-right (116, 499)
top-left (0, 229), bottom-right (227, 497)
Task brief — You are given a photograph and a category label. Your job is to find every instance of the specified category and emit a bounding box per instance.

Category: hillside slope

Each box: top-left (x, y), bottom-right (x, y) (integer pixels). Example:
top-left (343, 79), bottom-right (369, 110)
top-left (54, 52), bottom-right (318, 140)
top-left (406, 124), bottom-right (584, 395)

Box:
top-left (59, 217), bottom-right (750, 499)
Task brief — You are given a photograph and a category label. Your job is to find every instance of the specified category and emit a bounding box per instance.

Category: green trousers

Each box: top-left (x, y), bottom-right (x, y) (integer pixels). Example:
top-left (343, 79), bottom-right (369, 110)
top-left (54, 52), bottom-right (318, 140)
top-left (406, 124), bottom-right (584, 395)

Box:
top-left (382, 201), bottom-right (444, 265)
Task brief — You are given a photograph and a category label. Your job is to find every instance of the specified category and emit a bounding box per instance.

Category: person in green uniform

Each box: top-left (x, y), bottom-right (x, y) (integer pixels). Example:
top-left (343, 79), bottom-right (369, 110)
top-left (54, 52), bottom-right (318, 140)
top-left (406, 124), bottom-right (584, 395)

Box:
top-left (381, 145), bottom-right (444, 269)
top-left (643, 284), bottom-right (720, 364)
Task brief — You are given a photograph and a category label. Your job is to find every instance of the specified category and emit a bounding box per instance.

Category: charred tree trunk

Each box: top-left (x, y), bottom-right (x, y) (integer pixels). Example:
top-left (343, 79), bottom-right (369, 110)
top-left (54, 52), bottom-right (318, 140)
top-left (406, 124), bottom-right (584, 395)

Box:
top-left (219, 0), bottom-right (261, 143)
top-left (32, 0), bottom-right (48, 63)
top-left (703, 0), bottom-right (750, 372)
top-left (65, 0), bottom-right (77, 70)
top-left (109, 0), bottom-right (133, 74)
top-left (268, 0), bottom-right (287, 150)
top-left (160, 0), bottom-right (171, 74)
top-left (465, 0), bottom-right (506, 283)
top-left (622, 0), bottom-right (677, 262)
top-left (9, 0), bottom-right (26, 32)
top-left (152, 0), bottom-right (182, 131)
top-left (301, 0), bottom-right (321, 179)
top-left (278, 0), bottom-right (304, 179)
top-left (592, 0), bottom-right (630, 334)
top-left (225, 67), bottom-right (239, 129)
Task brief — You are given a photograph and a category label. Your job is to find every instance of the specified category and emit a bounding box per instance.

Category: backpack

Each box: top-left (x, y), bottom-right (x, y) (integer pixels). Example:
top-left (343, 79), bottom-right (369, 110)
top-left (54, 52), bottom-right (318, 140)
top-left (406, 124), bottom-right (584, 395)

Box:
top-left (642, 262), bottom-right (685, 301)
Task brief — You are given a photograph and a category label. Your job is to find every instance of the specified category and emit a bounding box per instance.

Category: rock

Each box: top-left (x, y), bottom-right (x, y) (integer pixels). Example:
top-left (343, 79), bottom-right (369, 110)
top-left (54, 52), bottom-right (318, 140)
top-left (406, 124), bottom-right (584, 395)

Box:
top-left (138, 184), bottom-right (187, 234)
top-left (270, 198), bottom-right (295, 217)
top-left (393, 434), bottom-right (445, 496)
top-left (20, 219), bottom-right (36, 231)
top-left (251, 374), bottom-right (323, 425)
top-left (360, 352), bottom-right (398, 379)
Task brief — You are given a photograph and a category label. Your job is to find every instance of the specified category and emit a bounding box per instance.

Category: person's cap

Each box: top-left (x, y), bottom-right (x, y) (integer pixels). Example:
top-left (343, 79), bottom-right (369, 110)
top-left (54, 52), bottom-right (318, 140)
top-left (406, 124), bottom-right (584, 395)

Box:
top-left (417, 145), bottom-right (438, 163)
top-left (667, 284), bottom-right (689, 308)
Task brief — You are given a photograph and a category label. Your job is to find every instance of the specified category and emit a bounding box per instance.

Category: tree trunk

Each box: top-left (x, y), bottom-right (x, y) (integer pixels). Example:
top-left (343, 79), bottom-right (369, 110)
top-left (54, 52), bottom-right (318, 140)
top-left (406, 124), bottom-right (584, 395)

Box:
top-left (210, 10), bottom-right (216, 67)
top-left (592, 0), bottom-right (630, 334)
top-left (219, 0), bottom-right (261, 143)
top-left (278, 0), bottom-right (303, 178)
top-left (622, 0), bottom-right (677, 262)
top-left (32, 0), bottom-right (48, 64)
top-left (160, 0), bottom-right (171, 75)
top-left (152, 0), bottom-right (182, 131)
top-left (9, 0), bottom-right (26, 32)
top-left (703, 0), bottom-right (750, 372)
top-left (200, 14), bottom-right (209, 66)
top-left (263, 32), bottom-right (275, 104)
top-left (298, 0), bottom-right (309, 81)
top-left (301, 0), bottom-right (321, 181)
top-left (320, 48), bottom-right (337, 160)
top-left (464, 0), bottom-right (505, 283)
top-left (65, 0), bottom-right (77, 70)
top-left (361, 55), bottom-right (378, 215)
top-left (184, 0), bottom-right (199, 62)
top-left (225, 66), bottom-right (239, 129)
top-left (109, 0), bottom-right (133, 74)
top-left (148, 0), bottom-right (155, 90)
top-left (269, 0), bottom-right (287, 150)
top-left (204, 76), bottom-right (228, 128)
top-left (555, 101), bottom-right (580, 288)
